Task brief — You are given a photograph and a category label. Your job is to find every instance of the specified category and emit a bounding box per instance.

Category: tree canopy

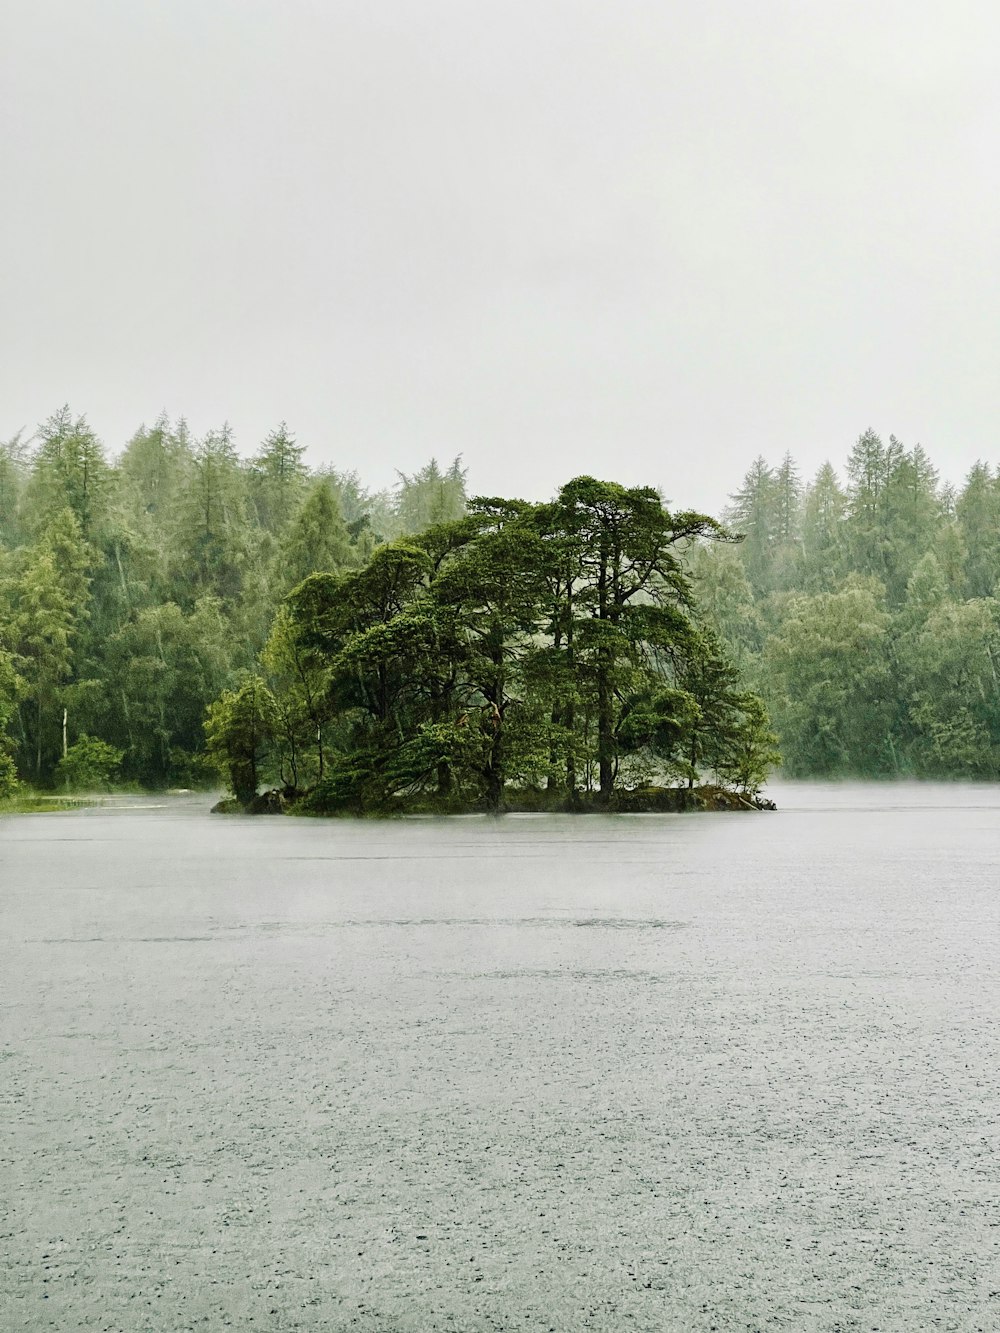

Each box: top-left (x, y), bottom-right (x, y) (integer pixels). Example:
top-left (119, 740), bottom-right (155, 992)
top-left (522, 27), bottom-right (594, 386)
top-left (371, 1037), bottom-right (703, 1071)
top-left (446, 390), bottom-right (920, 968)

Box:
top-left (12, 405), bottom-right (991, 799)
top-left (704, 429), bottom-right (1000, 778)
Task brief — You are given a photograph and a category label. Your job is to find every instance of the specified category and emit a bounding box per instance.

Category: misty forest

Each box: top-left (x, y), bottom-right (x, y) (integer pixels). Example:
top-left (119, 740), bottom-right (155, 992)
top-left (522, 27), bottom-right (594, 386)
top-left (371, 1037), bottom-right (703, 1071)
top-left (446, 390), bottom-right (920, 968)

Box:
top-left (1, 410), bottom-right (998, 809)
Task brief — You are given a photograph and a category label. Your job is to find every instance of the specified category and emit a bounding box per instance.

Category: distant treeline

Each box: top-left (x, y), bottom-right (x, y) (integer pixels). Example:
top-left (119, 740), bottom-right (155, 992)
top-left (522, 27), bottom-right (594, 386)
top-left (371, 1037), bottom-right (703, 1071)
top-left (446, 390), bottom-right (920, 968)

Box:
top-left (0, 409), bottom-right (777, 808)
top-left (691, 431), bottom-right (1000, 778)
top-left (3, 411), bottom-right (993, 801)
top-left (0, 409), bottom-right (466, 796)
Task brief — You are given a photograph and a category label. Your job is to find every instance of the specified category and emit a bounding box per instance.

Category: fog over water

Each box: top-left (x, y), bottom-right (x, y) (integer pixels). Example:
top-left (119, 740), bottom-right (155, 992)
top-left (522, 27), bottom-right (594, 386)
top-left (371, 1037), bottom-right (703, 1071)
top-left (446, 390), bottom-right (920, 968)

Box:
top-left (3, 784), bottom-right (999, 1329)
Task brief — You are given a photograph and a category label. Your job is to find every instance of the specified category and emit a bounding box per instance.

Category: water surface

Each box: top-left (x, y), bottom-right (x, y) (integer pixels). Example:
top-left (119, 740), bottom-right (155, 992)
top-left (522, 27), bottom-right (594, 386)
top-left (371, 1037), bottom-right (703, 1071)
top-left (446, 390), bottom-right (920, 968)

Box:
top-left (2, 784), bottom-right (999, 1330)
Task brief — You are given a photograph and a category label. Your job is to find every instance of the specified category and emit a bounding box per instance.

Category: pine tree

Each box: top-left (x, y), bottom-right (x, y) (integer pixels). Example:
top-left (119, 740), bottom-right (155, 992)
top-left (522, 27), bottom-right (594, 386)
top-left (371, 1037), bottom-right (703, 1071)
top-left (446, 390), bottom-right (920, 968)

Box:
top-left (251, 422), bottom-right (308, 534)
top-left (282, 479), bottom-right (353, 588)
top-left (23, 407), bottom-right (110, 539)
top-left (726, 456), bottom-right (776, 592)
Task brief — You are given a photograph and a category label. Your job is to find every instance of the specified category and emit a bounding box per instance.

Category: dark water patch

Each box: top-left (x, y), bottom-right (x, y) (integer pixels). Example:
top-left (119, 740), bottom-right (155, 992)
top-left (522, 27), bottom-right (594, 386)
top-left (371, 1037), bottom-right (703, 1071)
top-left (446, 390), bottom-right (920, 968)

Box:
top-left (35, 935), bottom-right (215, 944)
top-left (453, 967), bottom-right (670, 982)
top-left (572, 917), bottom-right (687, 930)
top-left (254, 916), bottom-right (690, 931)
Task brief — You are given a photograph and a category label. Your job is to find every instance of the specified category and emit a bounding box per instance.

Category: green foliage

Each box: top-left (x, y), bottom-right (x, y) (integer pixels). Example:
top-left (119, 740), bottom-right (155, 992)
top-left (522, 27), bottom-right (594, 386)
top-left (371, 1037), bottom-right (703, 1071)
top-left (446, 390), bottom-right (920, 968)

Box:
top-left (268, 477), bottom-right (770, 812)
top-left (0, 432), bottom-right (28, 547)
top-left (283, 479), bottom-right (353, 588)
top-left (395, 457), bottom-right (467, 534)
top-left (713, 694), bottom-right (782, 797)
top-left (0, 750), bottom-right (19, 800)
top-left (22, 407), bottom-right (110, 539)
top-left (0, 643), bottom-right (21, 798)
top-left (1, 406), bottom-right (774, 805)
top-left (697, 432), bottom-right (1000, 778)
top-left (204, 674), bottom-right (278, 805)
top-left (55, 735), bottom-right (124, 791)
top-left (764, 582), bottom-right (896, 775)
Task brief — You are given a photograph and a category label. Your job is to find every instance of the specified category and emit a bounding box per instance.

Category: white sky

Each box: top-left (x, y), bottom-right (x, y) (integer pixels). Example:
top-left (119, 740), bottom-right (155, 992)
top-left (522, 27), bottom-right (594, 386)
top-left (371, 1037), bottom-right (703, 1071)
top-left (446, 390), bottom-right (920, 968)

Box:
top-left (2, 0), bottom-right (998, 513)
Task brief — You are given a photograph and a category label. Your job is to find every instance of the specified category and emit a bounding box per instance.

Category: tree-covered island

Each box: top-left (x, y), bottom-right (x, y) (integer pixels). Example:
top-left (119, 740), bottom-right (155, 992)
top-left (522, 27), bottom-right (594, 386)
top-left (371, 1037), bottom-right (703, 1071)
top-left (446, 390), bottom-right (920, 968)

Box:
top-left (205, 477), bottom-right (778, 814)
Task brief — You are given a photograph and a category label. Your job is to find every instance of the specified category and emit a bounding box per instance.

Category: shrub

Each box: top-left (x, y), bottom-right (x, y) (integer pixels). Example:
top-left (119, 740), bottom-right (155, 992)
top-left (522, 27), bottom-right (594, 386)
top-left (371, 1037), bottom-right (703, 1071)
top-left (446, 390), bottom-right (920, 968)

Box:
top-left (56, 735), bottom-right (124, 792)
top-left (0, 749), bottom-right (19, 801)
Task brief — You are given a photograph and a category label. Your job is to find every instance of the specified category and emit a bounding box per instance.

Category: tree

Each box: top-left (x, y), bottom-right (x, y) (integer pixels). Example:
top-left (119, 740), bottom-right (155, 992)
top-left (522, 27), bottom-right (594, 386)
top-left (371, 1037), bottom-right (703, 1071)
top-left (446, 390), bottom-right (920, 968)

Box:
top-left (902, 598), bottom-right (1000, 777)
top-left (429, 511), bottom-right (548, 810)
top-left (673, 627), bottom-right (749, 787)
top-left (713, 694), bottom-right (781, 798)
top-left (56, 735), bottom-right (124, 791)
top-left (11, 550), bottom-right (77, 780)
top-left (97, 598), bottom-right (235, 786)
top-left (118, 416), bottom-right (193, 523)
top-left (687, 542), bottom-right (762, 672)
top-left (0, 642), bottom-right (22, 798)
top-left (261, 605), bottom-right (331, 788)
top-left (22, 406), bottom-right (110, 539)
top-left (396, 457), bottom-right (468, 534)
top-left (956, 463), bottom-right (1000, 599)
top-left (726, 456), bottom-right (776, 592)
top-left (764, 581), bottom-right (896, 775)
top-left (800, 462), bottom-right (846, 589)
top-left (251, 422), bottom-right (308, 534)
top-left (204, 674), bottom-right (277, 805)
top-left (0, 432), bottom-right (28, 549)
top-left (544, 477), bottom-right (729, 803)
top-left (173, 424), bottom-right (250, 603)
top-left (282, 479), bottom-right (353, 588)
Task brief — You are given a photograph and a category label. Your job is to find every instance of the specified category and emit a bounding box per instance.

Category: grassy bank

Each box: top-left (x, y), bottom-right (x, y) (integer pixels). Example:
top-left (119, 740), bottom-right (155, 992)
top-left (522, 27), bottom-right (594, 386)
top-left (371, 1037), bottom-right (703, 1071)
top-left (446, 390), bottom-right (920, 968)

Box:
top-left (0, 792), bottom-right (107, 814)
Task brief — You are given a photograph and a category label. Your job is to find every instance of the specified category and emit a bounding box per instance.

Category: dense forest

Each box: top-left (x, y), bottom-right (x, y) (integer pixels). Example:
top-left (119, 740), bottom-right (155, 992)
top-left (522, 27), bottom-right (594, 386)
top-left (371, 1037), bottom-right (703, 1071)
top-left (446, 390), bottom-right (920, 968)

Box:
top-left (0, 409), bottom-right (466, 801)
top-left (695, 431), bottom-right (1000, 778)
top-left (0, 408), bottom-right (775, 811)
top-left (1, 410), bottom-right (997, 805)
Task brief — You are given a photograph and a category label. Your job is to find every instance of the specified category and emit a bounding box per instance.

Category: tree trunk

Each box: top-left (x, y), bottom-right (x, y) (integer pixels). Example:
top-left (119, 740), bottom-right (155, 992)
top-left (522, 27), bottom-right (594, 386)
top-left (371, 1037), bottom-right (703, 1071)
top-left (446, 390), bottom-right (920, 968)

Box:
top-left (597, 672), bottom-right (614, 803)
top-left (484, 729), bottom-right (504, 814)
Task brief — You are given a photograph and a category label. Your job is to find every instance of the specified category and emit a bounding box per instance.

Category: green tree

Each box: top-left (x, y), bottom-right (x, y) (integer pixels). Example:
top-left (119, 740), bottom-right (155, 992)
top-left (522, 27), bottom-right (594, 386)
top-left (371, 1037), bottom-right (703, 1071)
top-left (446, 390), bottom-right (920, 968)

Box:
top-left (902, 598), bottom-right (1000, 776)
top-left (396, 457), bottom-right (468, 534)
top-left (173, 424), bottom-right (250, 603)
top-left (0, 642), bottom-right (23, 797)
top-left (261, 605), bottom-right (331, 788)
top-left (251, 422), bottom-right (308, 534)
top-left (118, 416), bottom-right (193, 524)
top-left (713, 693), bottom-right (781, 797)
top-left (11, 550), bottom-right (77, 780)
top-left (96, 598), bottom-right (235, 786)
top-left (282, 479), bottom-right (353, 588)
top-left (545, 477), bottom-right (727, 804)
top-left (956, 463), bottom-right (1000, 598)
top-left (56, 735), bottom-right (124, 791)
top-left (764, 581), bottom-right (896, 775)
top-left (204, 674), bottom-right (278, 805)
top-left (0, 432), bottom-right (28, 549)
top-left (23, 406), bottom-right (111, 539)
top-left (726, 456), bottom-right (776, 592)
top-left (800, 462), bottom-right (846, 589)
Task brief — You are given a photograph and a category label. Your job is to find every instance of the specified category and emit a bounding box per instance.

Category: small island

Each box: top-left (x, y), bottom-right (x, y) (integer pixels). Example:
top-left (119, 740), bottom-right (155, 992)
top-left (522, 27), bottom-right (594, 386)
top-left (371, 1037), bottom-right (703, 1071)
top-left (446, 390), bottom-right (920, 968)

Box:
top-left (206, 476), bottom-right (779, 816)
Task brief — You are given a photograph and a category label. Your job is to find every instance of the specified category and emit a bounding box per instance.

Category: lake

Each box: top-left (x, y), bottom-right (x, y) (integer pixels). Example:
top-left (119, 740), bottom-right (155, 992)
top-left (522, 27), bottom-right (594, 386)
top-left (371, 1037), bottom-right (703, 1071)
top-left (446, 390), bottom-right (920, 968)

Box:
top-left (2, 784), bottom-right (999, 1331)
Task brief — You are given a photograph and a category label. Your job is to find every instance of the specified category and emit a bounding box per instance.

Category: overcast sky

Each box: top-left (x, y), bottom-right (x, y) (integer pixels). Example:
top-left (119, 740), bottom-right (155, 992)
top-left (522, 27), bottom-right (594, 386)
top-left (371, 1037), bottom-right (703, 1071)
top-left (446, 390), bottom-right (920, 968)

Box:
top-left (2, 0), bottom-right (998, 513)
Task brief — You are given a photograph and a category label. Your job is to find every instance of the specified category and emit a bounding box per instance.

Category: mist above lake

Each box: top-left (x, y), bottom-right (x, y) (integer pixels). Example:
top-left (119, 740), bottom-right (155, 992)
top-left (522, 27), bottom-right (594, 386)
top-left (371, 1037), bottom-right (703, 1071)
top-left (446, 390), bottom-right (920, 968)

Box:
top-left (3, 783), bottom-right (999, 1329)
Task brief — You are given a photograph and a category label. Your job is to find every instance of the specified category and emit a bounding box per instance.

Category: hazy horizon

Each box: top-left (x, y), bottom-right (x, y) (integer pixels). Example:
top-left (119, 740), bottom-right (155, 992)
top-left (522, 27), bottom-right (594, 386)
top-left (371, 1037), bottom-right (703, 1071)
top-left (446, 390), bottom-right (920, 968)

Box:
top-left (3, 0), bottom-right (998, 515)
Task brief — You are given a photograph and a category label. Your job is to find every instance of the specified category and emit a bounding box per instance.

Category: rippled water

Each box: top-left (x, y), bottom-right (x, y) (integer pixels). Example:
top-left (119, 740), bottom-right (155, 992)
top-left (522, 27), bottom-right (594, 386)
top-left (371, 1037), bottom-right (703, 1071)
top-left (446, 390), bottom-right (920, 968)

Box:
top-left (2, 784), bottom-right (999, 1330)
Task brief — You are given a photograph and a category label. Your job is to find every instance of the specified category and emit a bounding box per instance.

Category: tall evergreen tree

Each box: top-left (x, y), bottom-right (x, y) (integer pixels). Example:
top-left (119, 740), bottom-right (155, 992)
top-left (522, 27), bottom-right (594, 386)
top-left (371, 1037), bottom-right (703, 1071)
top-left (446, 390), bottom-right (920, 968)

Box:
top-left (282, 479), bottom-right (353, 588)
top-left (726, 456), bottom-right (776, 592)
top-left (23, 407), bottom-right (110, 539)
top-left (251, 422), bottom-right (308, 534)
